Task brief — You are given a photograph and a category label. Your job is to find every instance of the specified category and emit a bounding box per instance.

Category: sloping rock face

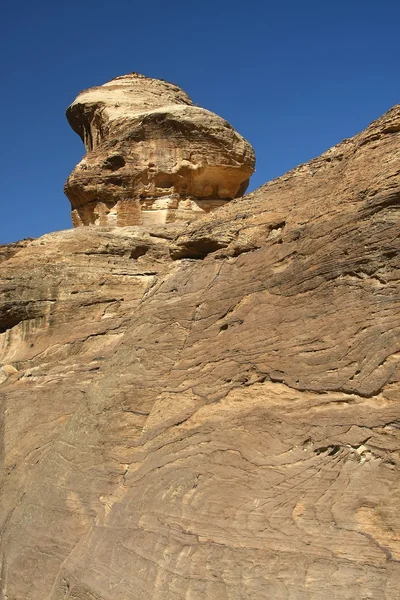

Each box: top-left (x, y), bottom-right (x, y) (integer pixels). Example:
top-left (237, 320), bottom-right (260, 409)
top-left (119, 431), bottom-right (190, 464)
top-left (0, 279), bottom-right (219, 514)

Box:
top-left (0, 105), bottom-right (399, 599)
top-left (65, 73), bottom-right (255, 227)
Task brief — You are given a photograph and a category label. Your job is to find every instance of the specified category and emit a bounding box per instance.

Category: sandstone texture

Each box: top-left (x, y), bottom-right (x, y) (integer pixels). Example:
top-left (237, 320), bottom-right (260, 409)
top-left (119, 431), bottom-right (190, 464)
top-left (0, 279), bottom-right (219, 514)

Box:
top-left (0, 102), bottom-right (399, 599)
top-left (65, 73), bottom-right (255, 227)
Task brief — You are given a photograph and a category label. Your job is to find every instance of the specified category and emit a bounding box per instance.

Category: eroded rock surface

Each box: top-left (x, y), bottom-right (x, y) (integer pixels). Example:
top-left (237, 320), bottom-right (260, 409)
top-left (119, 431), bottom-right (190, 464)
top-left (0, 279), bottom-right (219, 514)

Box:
top-left (0, 105), bottom-right (399, 599)
top-left (65, 73), bottom-right (255, 227)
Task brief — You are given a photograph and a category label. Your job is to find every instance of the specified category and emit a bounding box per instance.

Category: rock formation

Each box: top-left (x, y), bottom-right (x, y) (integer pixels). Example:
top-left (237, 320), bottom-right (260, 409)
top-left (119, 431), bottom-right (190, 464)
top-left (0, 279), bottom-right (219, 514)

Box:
top-left (0, 84), bottom-right (399, 599)
top-left (65, 73), bottom-right (255, 227)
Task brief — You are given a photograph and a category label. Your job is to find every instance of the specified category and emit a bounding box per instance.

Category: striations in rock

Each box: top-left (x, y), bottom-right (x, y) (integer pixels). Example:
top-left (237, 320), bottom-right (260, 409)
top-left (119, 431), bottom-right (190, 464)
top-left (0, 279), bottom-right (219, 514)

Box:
top-left (65, 73), bottom-right (255, 227)
top-left (0, 85), bottom-right (399, 600)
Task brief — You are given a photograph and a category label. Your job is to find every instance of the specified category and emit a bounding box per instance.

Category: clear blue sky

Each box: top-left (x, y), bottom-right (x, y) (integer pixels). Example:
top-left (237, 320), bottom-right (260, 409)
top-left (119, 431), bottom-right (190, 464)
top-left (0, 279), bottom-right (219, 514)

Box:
top-left (1, 0), bottom-right (399, 243)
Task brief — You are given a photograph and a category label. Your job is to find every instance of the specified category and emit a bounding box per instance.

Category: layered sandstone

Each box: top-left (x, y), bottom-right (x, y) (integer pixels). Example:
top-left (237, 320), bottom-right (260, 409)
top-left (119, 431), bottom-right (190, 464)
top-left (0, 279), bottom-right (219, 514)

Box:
top-left (0, 100), bottom-right (399, 600)
top-left (65, 73), bottom-right (255, 227)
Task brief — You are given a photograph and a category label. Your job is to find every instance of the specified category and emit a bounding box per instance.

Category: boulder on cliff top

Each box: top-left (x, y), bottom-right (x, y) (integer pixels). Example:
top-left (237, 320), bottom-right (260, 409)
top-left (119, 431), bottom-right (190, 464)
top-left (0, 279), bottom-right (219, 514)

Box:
top-left (64, 73), bottom-right (256, 228)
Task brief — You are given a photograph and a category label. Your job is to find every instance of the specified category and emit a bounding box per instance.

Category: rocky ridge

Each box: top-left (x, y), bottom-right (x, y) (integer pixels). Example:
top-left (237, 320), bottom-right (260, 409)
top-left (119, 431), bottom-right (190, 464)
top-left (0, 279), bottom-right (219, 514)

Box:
top-left (0, 92), bottom-right (399, 599)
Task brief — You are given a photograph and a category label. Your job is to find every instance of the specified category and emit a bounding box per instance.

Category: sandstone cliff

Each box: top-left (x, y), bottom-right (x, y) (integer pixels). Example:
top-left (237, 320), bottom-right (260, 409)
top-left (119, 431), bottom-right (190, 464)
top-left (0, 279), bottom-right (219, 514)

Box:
top-left (0, 86), bottom-right (399, 599)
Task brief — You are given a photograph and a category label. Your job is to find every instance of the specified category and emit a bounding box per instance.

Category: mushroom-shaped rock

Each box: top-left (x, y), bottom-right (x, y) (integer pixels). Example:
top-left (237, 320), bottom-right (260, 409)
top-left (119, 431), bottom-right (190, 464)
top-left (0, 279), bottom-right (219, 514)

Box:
top-left (64, 73), bottom-right (255, 227)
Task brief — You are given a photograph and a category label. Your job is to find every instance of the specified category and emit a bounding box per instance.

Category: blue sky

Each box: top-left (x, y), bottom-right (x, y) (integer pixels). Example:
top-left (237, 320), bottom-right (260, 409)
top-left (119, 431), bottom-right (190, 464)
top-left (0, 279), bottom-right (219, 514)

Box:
top-left (1, 0), bottom-right (399, 243)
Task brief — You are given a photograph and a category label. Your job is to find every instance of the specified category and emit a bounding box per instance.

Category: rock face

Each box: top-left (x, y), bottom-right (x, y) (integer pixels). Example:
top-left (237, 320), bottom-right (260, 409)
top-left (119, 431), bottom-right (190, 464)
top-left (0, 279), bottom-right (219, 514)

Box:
top-left (65, 73), bottom-right (255, 227)
top-left (0, 99), bottom-right (399, 599)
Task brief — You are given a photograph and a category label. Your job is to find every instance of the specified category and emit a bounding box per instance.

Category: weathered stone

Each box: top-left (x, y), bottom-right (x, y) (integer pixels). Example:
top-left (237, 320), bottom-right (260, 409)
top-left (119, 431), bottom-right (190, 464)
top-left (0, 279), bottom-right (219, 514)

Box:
top-left (65, 73), bottom-right (255, 227)
top-left (0, 100), bottom-right (399, 599)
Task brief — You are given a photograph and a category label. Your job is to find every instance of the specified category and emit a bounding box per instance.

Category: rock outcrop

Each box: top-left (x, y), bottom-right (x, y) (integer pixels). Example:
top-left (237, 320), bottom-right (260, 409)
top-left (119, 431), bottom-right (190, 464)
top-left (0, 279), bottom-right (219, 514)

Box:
top-left (65, 73), bottom-right (255, 227)
top-left (0, 93), bottom-right (399, 600)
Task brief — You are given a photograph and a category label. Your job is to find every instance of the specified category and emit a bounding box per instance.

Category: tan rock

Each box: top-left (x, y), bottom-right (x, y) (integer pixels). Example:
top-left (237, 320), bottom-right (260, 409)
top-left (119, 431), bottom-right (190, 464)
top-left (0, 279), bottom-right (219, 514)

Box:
top-left (1, 364), bottom-right (18, 375)
top-left (0, 364), bottom-right (18, 384)
top-left (65, 73), bottom-right (255, 227)
top-left (0, 95), bottom-right (399, 599)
